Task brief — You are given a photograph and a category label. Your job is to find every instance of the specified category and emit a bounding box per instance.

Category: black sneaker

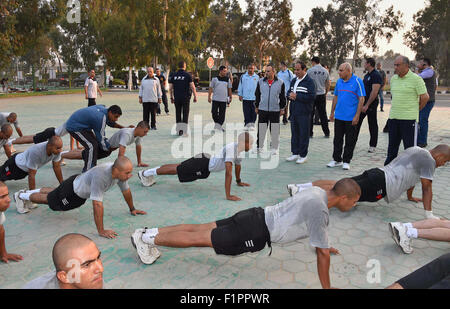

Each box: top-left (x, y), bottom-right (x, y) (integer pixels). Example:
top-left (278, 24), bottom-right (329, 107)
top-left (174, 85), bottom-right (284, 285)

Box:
top-left (178, 130), bottom-right (183, 136)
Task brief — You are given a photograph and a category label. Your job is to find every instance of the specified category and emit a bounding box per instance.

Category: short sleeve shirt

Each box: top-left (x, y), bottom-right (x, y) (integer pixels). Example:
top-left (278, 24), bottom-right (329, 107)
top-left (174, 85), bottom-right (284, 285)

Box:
top-left (0, 112), bottom-right (19, 129)
top-left (208, 143), bottom-right (242, 172)
top-left (381, 147), bottom-right (436, 203)
top-left (264, 187), bottom-right (330, 248)
top-left (73, 163), bottom-right (130, 202)
top-left (15, 142), bottom-right (62, 172)
top-left (307, 65), bottom-right (330, 95)
top-left (363, 69), bottom-right (382, 100)
top-left (22, 272), bottom-right (60, 289)
top-left (334, 74), bottom-right (366, 121)
top-left (169, 70), bottom-right (192, 101)
top-left (389, 70), bottom-right (427, 121)
top-left (108, 128), bottom-right (141, 149)
top-left (0, 212), bottom-right (5, 225)
top-left (210, 76), bottom-right (232, 102)
top-left (84, 77), bottom-right (99, 99)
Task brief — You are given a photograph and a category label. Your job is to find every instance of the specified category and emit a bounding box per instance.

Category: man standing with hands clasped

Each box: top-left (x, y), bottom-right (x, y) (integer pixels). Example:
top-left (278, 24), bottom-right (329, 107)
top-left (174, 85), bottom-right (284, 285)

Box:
top-left (209, 66), bottom-right (232, 131)
top-left (84, 69), bottom-right (102, 107)
top-left (139, 67), bottom-right (162, 130)
top-left (328, 63), bottom-right (365, 171)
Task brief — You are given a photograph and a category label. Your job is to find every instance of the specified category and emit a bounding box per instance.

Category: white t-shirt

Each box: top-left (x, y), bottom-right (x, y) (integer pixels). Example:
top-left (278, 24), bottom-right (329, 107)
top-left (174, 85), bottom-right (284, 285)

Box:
top-left (84, 78), bottom-right (98, 99)
top-left (22, 272), bottom-right (60, 289)
top-left (208, 143), bottom-right (242, 172)
top-left (264, 187), bottom-right (330, 248)
top-left (0, 211), bottom-right (5, 225)
top-left (108, 128), bottom-right (141, 149)
top-left (73, 163), bottom-right (129, 202)
top-left (15, 142), bottom-right (61, 172)
top-left (381, 147), bottom-right (436, 203)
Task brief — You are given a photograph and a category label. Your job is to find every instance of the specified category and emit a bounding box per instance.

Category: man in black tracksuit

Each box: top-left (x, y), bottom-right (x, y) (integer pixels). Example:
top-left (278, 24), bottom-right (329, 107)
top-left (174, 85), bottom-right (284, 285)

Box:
top-left (254, 64), bottom-right (286, 154)
top-left (286, 62), bottom-right (316, 163)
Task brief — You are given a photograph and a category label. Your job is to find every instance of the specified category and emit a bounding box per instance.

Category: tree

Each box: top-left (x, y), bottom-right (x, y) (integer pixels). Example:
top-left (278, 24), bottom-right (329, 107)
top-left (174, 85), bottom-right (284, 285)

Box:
top-left (404, 0), bottom-right (450, 85)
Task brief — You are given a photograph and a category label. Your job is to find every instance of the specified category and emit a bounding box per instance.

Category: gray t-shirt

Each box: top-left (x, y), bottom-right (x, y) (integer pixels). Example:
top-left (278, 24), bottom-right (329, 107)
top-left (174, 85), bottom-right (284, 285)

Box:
top-left (15, 142), bottom-right (61, 172)
top-left (208, 143), bottom-right (242, 172)
top-left (307, 64), bottom-right (330, 95)
top-left (0, 138), bottom-right (8, 148)
top-left (108, 128), bottom-right (141, 149)
top-left (73, 162), bottom-right (130, 202)
top-left (22, 272), bottom-right (60, 289)
top-left (210, 76), bottom-right (232, 102)
top-left (381, 147), bottom-right (436, 203)
top-left (0, 112), bottom-right (19, 129)
top-left (264, 187), bottom-right (330, 248)
top-left (55, 122), bottom-right (68, 137)
top-left (0, 211), bottom-right (5, 225)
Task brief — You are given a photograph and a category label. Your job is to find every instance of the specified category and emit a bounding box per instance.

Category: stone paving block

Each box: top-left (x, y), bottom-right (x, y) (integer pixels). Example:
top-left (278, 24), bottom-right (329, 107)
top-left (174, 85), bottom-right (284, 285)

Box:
top-left (268, 269), bottom-right (294, 285)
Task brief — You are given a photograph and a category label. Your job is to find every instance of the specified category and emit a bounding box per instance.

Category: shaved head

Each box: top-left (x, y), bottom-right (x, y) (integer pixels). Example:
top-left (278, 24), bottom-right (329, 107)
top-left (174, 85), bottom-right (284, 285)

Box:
top-left (238, 132), bottom-right (253, 144)
top-left (48, 135), bottom-right (63, 147)
top-left (52, 234), bottom-right (95, 271)
top-left (430, 144), bottom-right (450, 167)
top-left (8, 113), bottom-right (17, 121)
top-left (332, 178), bottom-right (361, 199)
top-left (431, 144), bottom-right (450, 157)
top-left (113, 156), bottom-right (133, 171)
top-left (340, 63), bottom-right (352, 73)
top-left (1, 124), bottom-right (13, 136)
top-left (136, 121), bottom-right (150, 129)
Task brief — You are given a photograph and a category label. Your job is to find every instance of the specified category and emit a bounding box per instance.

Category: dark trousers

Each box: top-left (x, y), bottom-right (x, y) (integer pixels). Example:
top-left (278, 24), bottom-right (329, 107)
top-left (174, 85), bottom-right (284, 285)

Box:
top-left (257, 110), bottom-right (280, 149)
top-left (310, 94), bottom-right (330, 136)
top-left (397, 253), bottom-right (450, 289)
top-left (384, 119), bottom-right (417, 165)
top-left (88, 98), bottom-right (96, 106)
top-left (211, 100), bottom-right (227, 126)
top-left (290, 113), bottom-right (311, 157)
top-left (356, 102), bottom-right (379, 148)
top-left (333, 119), bottom-right (359, 164)
top-left (69, 130), bottom-right (111, 172)
top-left (143, 102), bottom-right (158, 129)
top-left (283, 97), bottom-right (290, 123)
top-left (175, 98), bottom-right (190, 134)
top-left (243, 100), bottom-right (257, 126)
top-left (157, 91), bottom-right (169, 114)
top-left (418, 100), bottom-right (435, 146)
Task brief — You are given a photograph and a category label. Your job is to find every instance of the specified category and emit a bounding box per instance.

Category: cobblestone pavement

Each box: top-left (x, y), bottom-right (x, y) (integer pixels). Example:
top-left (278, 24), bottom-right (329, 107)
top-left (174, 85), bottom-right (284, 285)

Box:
top-left (0, 93), bottom-right (449, 289)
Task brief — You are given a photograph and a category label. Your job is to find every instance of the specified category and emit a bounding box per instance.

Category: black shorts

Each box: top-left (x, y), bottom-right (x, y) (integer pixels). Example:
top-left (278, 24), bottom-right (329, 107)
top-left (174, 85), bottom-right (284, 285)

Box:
top-left (211, 207), bottom-right (271, 256)
top-left (0, 153), bottom-right (28, 182)
top-left (33, 127), bottom-right (56, 144)
top-left (176, 154), bottom-right (211, 183)
top-left (47, 175), bottom-right (87, 211)
top-left (352, 168), bottom-right (387, 202)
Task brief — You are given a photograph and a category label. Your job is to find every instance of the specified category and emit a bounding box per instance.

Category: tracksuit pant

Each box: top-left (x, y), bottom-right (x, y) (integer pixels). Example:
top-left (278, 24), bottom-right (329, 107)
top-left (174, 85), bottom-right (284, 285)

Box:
top-left (418, 100), bottom-right (435, 146)
top-left (143, 102), bottom-right (158, 129)
top-left (211, 101), bottom-right (227, 126)
top-left (69, 130), bottom-right (111, 172)
top-left (385, 119), bottom-right (417, 166)
top-left (310, 94), bottom-right (330, 137)
top-left (290, 113), bottom-right (311, 158)
top-left (333, 119), bottom-right (359, 164)
top-left (356, 101), bottom-right (379, 148)
top-left (257, 110), bottom-right (280, 150)
top-left (243, 100), bottom-right (257, 126)
top-left (175, 98), bottom-right (190, 134)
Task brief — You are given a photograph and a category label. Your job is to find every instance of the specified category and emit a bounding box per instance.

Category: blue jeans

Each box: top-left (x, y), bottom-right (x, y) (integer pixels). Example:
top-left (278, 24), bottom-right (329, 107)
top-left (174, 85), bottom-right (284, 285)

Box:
top-left (378, 88), bottom-right (384, 110)
top-left (418, 100), bottom-right (435, 146)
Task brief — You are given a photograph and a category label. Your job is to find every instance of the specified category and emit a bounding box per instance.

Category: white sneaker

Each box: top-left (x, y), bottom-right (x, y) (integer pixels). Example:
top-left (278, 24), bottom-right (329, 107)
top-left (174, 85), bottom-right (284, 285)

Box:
top-left (270, 148), bottom-right (278, 156)
top-left (60, 160), bottom-right (66, 166)
top-left (131, 228), bottom-right (161, 265)
top-left (368, 147), bottom-right (376, 153)
top-left (390, 222), bottom-right (413, 254)
top-left (138, 171), bottom-right (156, 187)
top-left (252, 148), bottom-right (264, 155)
top-left (287, 184), bottom-right (299, 197)
top-left (286, 155), bottom-right (299, 162)
top-left (327, 160), bottom-right (343, 168)
top-left (342, 163), bottom-right (350, 170)
top-left (14, 190), bottom-right (30, 214)
top-left (296, 157), bottom-right (308, 164)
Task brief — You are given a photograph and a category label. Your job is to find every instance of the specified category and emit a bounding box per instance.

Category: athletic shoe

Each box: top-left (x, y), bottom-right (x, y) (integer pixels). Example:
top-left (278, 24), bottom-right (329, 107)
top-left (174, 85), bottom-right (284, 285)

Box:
top-left (26, 203), bottom-right (39, 210)
top-left (270, 148), bottom-right (278, 156)
top-left (296, 157), bottom-right (308, 164)
top-left (342, 163), bottom-right (350, 170)
top-left (287, 184), bottom-right (299, 197)
top-left (14, 190), bottom-right (30, 214)
top-left (388, 222), bottom-right (401, 246)
top-left (368, 147), bottom-right (376, 153)
top-left (131, 228), bottom-right (161, 265)
top-left (252, 148), bottom-right (264, 155)
top-left (138, 171), bottom-right (156, 187)
top-left (327, 161), bottom-right (343, 168)
top-left (324, 135), bottom-right (330, 138)
top-left (286, 155), bottom-right (299, 162)
top-left (390, 223), bottom-right (413, 254)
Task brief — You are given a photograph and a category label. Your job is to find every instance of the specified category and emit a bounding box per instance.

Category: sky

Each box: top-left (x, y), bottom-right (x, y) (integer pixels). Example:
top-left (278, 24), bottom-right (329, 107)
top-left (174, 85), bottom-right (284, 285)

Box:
top-left (238, 0), bottom-right (428, 59)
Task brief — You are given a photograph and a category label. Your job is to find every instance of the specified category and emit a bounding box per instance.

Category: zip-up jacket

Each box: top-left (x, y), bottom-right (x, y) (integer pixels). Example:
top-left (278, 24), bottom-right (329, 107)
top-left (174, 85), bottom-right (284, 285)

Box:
top-left (66, 105), bottom-right (116, 151)
top-left (287, 74), bottom-right (317, 115)
top-left (139, 75), bottom-right (162, 102)
top-left (237, 72), bottom-right (259, 101)
top-left (255, 77), bottom-right (286, 112)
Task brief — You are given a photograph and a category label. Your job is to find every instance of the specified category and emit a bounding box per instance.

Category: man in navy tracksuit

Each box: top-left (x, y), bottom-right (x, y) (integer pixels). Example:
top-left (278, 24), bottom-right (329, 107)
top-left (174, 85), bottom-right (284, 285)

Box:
top-left (286, 62), bottom-right (316, 164)
top-left (66, 105), bottom-right (126, 172)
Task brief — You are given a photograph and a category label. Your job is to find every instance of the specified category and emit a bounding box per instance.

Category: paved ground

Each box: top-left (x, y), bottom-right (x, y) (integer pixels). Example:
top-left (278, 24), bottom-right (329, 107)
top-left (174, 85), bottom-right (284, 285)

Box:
top-left (0, 92), bottom-right (449, 289)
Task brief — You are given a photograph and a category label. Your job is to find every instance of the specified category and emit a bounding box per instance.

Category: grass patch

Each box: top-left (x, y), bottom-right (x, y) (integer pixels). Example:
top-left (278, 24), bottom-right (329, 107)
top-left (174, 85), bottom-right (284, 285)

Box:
top-left (0, 88), bottom-right (109, 99)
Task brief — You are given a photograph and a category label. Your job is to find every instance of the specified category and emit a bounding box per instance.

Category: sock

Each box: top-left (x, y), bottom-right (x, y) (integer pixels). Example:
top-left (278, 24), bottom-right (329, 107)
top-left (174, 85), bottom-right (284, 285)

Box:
top-left (406, 227), bottom-right (418, 239)
top-left (425, 210), bottom-right (440, 220)
top-left (143, 167), bottom-right (160, 177)
top-left (404, 223), bottom-right (413, 229)
top-left (19, 189), bottom-right (41, 200)
top-left (142, 228), bottom-right (159, 245)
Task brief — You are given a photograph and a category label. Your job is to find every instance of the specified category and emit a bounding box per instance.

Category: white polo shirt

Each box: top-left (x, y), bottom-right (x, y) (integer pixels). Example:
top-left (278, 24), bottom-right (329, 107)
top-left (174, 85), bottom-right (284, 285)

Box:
top-left (84, 77), bottom-right (98, 99)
